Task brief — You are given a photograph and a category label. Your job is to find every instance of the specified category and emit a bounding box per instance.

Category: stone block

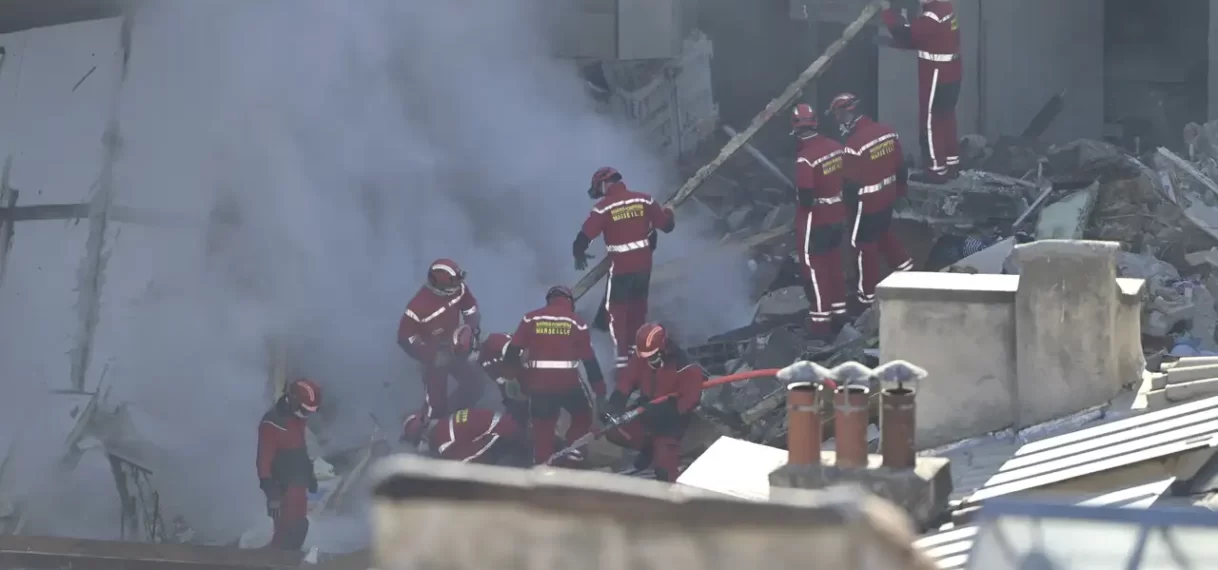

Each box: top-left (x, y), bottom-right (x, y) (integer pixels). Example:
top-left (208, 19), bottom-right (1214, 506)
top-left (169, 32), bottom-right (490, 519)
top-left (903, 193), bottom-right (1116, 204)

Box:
top-left (768, 451), bottom-right (953, 527)
top-left (1164, 356), bottom-right (1218, 370)
top-left (1185, 247), bottom-right (1218, 268)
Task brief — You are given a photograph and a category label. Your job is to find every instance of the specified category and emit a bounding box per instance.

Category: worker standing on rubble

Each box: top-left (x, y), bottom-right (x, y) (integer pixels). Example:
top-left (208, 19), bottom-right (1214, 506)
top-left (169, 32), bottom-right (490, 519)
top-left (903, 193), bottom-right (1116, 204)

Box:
top-left (256, 378), bottom-right (321, 550)
top-left (401, 407), bottom-right (529, 465)
top-left (505, 285), bottom-right (605, 465)
top-left (603, 323), bottom-right (704, 482)
top-left (574, 167), bottom-right (675, 376)
top-left (881, 0), bottom-right (962, 181)
top-left (830, 93), bottom-right (914, 312)
top-left (791, 103), bottom-right (849, 339)
top-left (478, 332), bottom-right (530, 424)
top-left (397, 259), bottom-right (485, 424)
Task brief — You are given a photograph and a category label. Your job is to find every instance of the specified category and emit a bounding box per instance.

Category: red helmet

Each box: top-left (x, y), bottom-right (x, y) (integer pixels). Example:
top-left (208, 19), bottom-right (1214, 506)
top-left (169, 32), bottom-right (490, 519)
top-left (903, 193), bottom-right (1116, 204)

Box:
top-left (589, 167), bottom-right (621, 198)
top-left (479, 332), bottom-right (512, 365)
top-left (401, 413), bottom-right (427, 445)
top-left (546, 285), bottom-right (574, 304)
top-left (287, 378), bottom-right (321, 418)
top-left (828, 93), bottom-right (860, 114)
top-left (426, 258), bottom-right (465, 296)
top-left (635, 323), bottom-right (669, 368)
top-left (791, 103), bottom-right (818, 133)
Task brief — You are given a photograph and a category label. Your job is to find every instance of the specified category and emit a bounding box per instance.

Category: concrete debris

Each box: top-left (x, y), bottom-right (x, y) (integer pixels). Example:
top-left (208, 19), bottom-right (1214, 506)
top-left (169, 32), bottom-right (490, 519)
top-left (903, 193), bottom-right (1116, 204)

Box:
top-left (1034, 182), bottom-right (1098, 239)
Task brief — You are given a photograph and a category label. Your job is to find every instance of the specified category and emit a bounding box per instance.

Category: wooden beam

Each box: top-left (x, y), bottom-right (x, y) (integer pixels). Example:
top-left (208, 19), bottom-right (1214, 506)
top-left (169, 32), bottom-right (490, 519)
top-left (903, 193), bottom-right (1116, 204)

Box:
top-left (572, 0), bottom-right (885, 300)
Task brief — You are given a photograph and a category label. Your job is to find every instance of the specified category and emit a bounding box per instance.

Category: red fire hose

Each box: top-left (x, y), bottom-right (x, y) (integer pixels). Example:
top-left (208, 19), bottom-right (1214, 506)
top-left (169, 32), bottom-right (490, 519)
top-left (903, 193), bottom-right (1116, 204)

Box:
top-left (546, 367), bottom-right (805, 465)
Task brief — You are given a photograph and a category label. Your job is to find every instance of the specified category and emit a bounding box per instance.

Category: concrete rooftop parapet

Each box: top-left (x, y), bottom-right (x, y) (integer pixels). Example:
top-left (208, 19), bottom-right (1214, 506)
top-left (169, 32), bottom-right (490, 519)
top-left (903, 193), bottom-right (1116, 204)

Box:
top-left (369, 455), bottom-right (940, 570)
top-left (877, 240), bottom-right (1146, 448)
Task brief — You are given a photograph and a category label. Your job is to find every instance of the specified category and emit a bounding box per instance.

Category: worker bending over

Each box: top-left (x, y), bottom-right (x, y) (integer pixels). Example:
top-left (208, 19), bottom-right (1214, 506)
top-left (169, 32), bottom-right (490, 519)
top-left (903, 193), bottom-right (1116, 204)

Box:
top-left (402, 407), bottom-right (529, 465)
top-left (505, 285), bottom-right (605, 465)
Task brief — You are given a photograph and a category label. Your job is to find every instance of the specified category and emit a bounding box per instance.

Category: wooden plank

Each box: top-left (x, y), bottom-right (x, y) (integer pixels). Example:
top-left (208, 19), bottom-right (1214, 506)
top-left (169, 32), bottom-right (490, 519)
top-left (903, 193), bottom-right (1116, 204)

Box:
top-left (571, 0), bottom-right (886, 300)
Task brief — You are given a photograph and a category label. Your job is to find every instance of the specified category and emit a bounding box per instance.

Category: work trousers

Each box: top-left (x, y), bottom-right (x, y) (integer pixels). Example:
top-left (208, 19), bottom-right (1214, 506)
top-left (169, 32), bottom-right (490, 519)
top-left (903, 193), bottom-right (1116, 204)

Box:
top-left (605, 413), bottom-right (689, 482)
top-left (528, 384), bottom-right (593, 465)
top-left (417, 357), bottom-right (485, 421)
top-left (800, 217), bottom-right (847, 335)
top-left (850, 203), bottom-right (913, 307)
top-left (605, 266), bottom-right (650, 374)
top-left (919, 71), bottom-right (961, 177)
top-left (270, 486), bottom-right (309, 550)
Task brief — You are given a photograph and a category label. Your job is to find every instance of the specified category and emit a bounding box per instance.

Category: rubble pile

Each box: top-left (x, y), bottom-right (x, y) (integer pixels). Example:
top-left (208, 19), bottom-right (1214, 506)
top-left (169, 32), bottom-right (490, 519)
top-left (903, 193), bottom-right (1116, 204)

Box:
top-left (678, 120), bottom-right (1218, 446)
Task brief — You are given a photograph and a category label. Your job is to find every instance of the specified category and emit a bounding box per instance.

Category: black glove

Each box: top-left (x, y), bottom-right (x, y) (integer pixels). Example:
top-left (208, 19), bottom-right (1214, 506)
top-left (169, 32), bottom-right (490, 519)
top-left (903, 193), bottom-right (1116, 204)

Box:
top-left (261, 479), bottom-right (283, 518)
top-left (574, 253), bottom-right (594, 271)
top-left (647, 229), bottom-right (658, 250)
top-left (641, 397), bottom-right (678, 420)
top-left (266, 497), bottom-right (281, 519)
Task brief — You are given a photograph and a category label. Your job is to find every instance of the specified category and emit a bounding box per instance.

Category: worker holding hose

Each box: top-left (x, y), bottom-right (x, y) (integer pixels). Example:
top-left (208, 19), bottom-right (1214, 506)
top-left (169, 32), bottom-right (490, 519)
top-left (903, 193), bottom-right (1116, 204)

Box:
top-left (603, 323), bottom-right (704, 482)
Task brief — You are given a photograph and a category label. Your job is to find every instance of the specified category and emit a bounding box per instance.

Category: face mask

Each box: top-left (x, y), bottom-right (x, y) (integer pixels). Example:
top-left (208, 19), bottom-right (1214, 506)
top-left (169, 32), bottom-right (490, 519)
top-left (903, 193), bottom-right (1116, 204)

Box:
top-left (647, 354), bottom-right (664, 369)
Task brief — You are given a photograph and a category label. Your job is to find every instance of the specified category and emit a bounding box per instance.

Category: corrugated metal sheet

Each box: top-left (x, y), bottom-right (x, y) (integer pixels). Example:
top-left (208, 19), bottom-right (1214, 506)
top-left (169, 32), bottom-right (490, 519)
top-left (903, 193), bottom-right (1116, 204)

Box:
top-left (965, 396), bottom-right (1218, 503)
top-left (916, 479), bottom-right (1176, 569)
top-left (675, 436), bottom-right (786, 500)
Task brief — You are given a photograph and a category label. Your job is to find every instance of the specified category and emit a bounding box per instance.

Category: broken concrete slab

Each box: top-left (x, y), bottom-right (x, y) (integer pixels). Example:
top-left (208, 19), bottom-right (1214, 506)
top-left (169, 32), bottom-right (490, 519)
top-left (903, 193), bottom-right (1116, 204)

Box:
top-left (1186, 248), bottom-right (1218, 269)
top-left (897, 171), bottom-right (1032, 225)
top-left (756, 285), bottom-right (807, 318)
top-left (942, 237), bottom-right (1015, 274)
top-left (1163, 356), bottom-right (1218, 370)
top-left (1035, 182), bottom-right (1099, 240)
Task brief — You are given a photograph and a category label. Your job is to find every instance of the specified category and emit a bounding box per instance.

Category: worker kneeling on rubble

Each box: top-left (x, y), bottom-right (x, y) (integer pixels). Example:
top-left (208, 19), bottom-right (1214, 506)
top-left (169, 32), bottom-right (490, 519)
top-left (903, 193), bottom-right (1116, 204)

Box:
top-left (604, 323), bottom-right (704, 482)
top-left (402, 408), bottom-right (531, 464)
top-left (831, 93), bottom-right (914, 312)
top-left (478, 332), bottom-right (530, 425)
top-left (505, 285), bottom-right (605, 466)
top-left (791, 103), bottom-right (849, 339)
top-left (257, 378), bottom-right (321, 550)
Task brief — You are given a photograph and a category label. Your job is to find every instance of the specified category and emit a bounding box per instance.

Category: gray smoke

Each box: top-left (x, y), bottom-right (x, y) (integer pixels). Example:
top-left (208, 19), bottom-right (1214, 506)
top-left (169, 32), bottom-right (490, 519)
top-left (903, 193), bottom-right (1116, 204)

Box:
top-left (18, 0), bottom-right (751, 546)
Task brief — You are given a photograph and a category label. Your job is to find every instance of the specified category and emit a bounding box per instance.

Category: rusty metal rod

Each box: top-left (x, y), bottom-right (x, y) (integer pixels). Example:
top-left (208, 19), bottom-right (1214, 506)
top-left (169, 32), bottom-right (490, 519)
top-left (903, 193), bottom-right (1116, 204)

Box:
top-left (786, 382), bottom-right (824, 465)
top-left (833, 385), bottom-right (870, 468)
top-left (880, 387), bottom-right (916, 469)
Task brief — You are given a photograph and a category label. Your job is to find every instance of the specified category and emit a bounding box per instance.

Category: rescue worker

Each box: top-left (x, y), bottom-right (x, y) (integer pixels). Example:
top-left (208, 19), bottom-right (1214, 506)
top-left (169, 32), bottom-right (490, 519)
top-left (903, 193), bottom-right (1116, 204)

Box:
top-left (791, 103), bottom-right (848, 339)
top-left (881, 0), bottom-right (962, 181)
top-left (829, 93), bottom-right (914, 313)
top-left (477, 332), bottom-right (530, 424)
top-left (397, 259), bottom-right (484, 422)
top-left (256, 378), bottom-right (321, 550)
top-left (603, 323), bottom-right (704, 482)
top-left (401, 407), bottom-right (527, 465)
top-left (504, 285), bottom-right (606, 465)
top-left (574, 167), bottom-right (675, 375)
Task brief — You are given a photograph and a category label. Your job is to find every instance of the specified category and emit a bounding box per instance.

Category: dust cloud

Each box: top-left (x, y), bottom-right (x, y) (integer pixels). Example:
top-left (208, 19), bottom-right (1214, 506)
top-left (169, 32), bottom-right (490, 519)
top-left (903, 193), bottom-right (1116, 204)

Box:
top-left (25, 0), bottom-right (751, 546)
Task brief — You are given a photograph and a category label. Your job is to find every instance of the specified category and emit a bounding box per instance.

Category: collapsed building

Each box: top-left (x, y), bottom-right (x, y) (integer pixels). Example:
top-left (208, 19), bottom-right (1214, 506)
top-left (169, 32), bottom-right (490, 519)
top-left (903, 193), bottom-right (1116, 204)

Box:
top-left (5, 0), bottom-right (1218, 569)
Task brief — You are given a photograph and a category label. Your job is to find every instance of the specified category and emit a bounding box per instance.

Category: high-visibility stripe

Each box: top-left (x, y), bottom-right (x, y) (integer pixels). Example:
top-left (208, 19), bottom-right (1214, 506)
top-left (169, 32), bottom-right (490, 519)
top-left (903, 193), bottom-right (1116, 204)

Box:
top-left (605, 239), bottom-right (649, 253)
top-left (918, 51), bottom-right (957, 62)
top-left (796, 149), bottom-right (843, 170)
top-left (523, 315), bottom-right (589, 330)
top-left (592, 197), bottom-right (653, 215)
top-left (527, 360), bottom-right (580, 369)
top-left (859, 175), bottom-right (897, 195)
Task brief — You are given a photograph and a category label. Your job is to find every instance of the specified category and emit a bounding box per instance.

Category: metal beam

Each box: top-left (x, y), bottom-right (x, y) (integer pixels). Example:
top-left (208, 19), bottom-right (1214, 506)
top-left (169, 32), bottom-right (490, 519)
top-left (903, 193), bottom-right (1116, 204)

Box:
top-left (0, 535), bottom-right (304, 570)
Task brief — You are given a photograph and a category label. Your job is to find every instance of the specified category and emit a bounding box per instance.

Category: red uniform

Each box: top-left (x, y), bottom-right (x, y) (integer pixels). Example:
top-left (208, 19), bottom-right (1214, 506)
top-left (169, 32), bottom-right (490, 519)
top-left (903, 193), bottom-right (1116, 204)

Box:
top-left (883, 1), bottom-right (962, 178)
top-left (478, 333), bottom-right (529, 423)
top-left (576, 181), bottom-right (675, 373)
top-left (509, 296), bottom-right (604, 465)
top-left (604, 346), bottom-right (704, 482)
top-left (795, 132), bottom-right (849, 333)
top-left (256, 404), bottom-right (314, 550)
top-left (426, 408), bottom-right (524, 464)
top-left (398, 282), bottom-right (484, 420)
top-left (842, 116), bottom-right (914, 308)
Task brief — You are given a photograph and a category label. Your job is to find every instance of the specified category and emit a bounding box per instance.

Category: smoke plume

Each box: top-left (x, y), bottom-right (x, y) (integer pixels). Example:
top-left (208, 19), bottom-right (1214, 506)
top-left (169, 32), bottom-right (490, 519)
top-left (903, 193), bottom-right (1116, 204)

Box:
top-left (15, 0), bottom-right (751, 546)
